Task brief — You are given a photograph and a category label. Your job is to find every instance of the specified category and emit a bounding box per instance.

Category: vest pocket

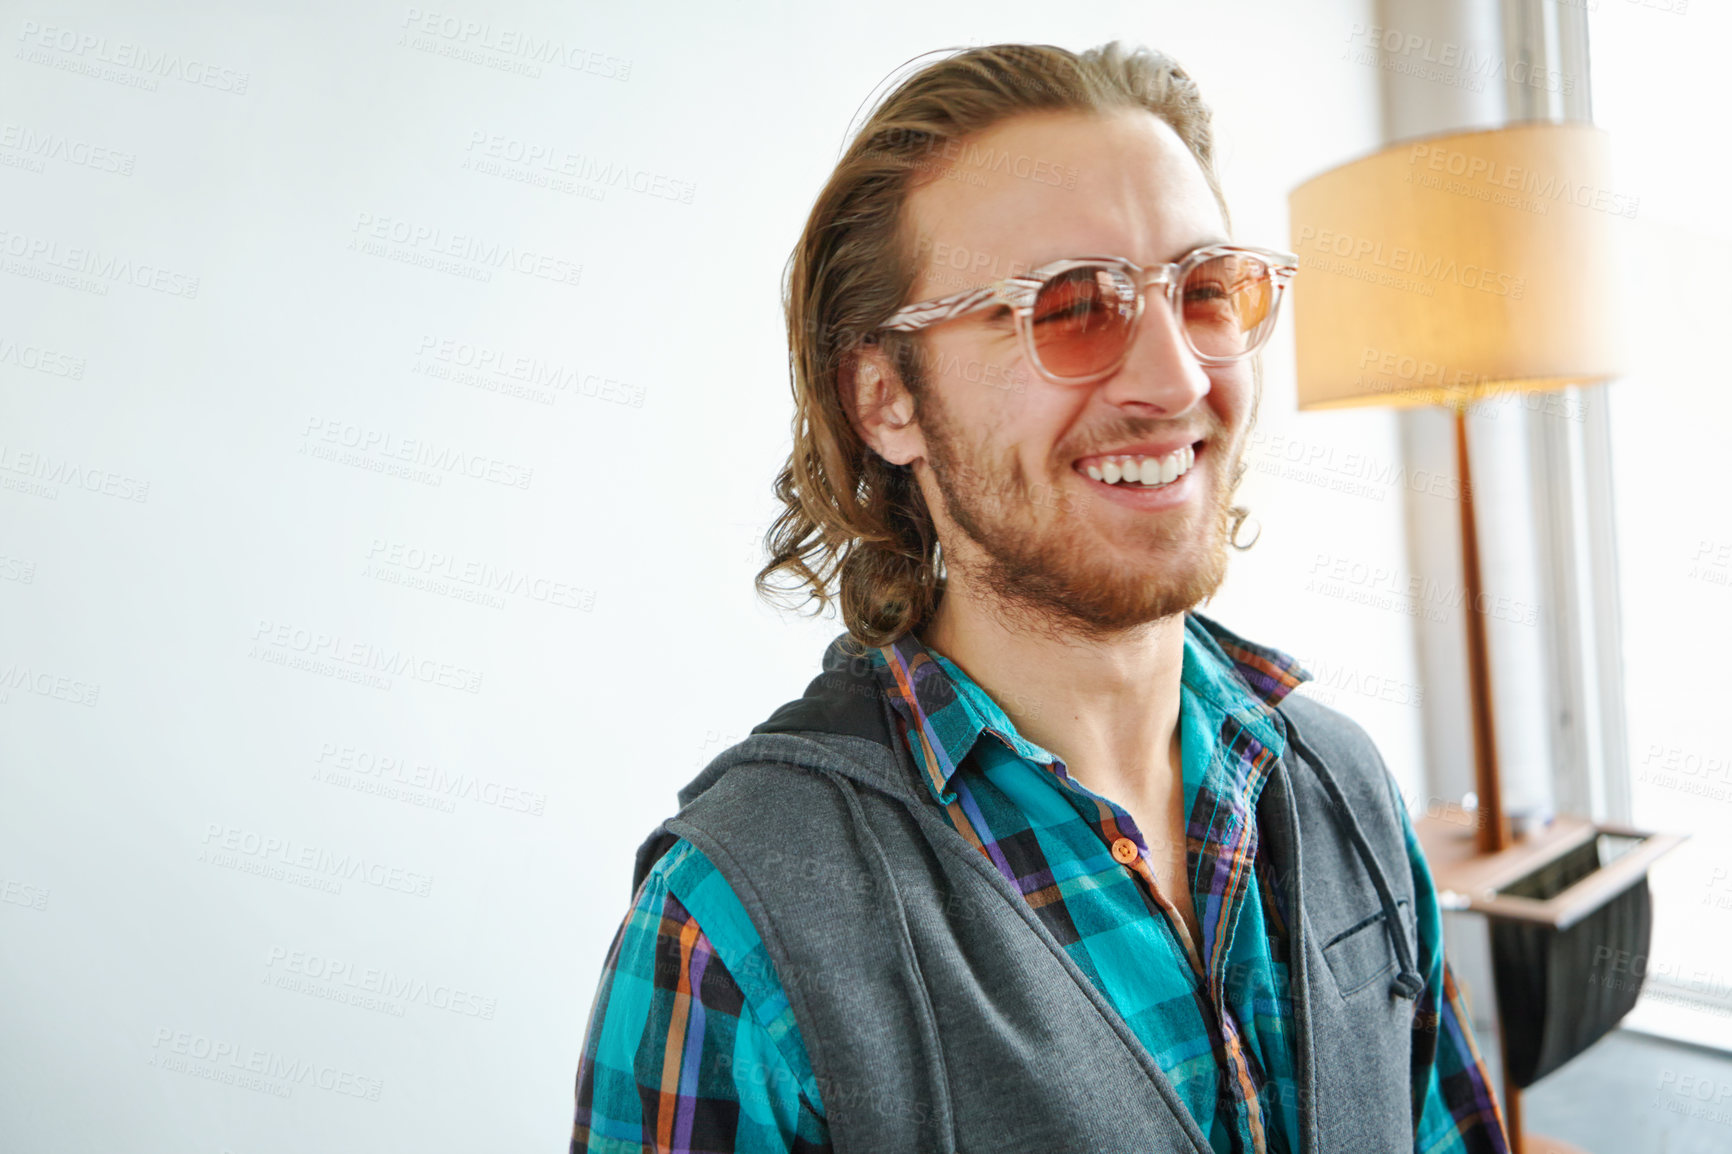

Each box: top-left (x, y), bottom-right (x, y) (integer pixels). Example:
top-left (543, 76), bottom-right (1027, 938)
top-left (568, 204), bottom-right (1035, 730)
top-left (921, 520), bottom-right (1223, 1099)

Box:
top-left (1321, 901), bottom-right (1411, 998)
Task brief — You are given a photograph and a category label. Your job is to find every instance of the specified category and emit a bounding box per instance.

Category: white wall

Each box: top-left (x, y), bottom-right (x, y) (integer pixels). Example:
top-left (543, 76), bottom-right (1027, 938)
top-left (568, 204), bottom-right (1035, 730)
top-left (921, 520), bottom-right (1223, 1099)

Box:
top-left (0, 2), bottom-right (1407, 1150)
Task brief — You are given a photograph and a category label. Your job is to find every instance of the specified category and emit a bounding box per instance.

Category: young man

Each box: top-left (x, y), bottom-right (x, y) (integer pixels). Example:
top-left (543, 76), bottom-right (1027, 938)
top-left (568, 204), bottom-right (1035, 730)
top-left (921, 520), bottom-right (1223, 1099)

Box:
top-left (572, 42), bottom-right (1509, 1154)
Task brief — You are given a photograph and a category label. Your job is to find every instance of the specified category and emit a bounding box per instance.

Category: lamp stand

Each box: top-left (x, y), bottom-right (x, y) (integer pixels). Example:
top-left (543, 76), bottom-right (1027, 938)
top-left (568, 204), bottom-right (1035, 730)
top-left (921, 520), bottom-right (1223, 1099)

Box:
top-left (1453, 401), bottom-right (1521, 1150)
top-left (1453, 402), bottom-right (1511, 858)
top-left (1452, 403), bottom-right (1593, 1154)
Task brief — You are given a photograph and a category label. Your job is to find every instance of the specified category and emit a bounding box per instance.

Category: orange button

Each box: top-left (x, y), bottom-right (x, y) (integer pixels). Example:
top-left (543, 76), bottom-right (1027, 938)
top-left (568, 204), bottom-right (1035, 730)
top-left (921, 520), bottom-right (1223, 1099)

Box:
top-left (1111, 837), bottom-right (1139, 865)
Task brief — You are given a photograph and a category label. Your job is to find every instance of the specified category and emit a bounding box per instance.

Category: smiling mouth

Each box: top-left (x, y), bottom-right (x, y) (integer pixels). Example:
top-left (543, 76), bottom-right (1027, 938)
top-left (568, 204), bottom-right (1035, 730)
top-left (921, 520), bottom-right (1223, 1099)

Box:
top-left (1072, 443), bottom-right (1201, 489)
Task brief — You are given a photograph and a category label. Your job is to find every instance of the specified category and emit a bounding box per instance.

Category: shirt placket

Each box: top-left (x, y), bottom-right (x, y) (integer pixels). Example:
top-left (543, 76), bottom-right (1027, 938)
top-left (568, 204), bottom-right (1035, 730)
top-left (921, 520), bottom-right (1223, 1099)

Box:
top-left (873, 639), bottom-right (1283, 1154)
top-left (1053, 750), bottom-right (1273, 1154)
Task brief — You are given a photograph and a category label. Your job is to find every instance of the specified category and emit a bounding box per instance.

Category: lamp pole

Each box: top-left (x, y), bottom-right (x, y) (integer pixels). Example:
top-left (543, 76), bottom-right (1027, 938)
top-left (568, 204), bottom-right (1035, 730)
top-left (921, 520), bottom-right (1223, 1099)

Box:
top-left (1455, 402), bottom-right (1512, 857)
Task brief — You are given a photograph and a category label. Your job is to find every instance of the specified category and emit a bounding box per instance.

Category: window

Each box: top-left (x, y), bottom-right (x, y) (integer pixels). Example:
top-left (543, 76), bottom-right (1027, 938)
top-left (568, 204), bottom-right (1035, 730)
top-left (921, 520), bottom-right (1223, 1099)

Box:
top-left (1589, 0), bottom-right (1732, 1050)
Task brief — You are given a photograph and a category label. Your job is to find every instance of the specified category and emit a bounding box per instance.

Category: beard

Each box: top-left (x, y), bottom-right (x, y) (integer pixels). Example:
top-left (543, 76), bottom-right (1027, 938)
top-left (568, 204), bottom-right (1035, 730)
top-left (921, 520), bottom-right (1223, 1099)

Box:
top-left (917, 392), bottom-right (1246, 644)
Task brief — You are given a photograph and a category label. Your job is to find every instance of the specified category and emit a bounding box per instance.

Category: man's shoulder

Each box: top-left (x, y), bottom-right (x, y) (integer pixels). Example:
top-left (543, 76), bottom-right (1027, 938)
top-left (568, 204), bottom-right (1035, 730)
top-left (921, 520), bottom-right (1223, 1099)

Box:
top-left (632, 726), bottom-right (911, 898)
top-left (1278, 690), bottom-right (1406, 821)
top-left (633, 832), bottom-right (710, 902)
top-left (627, 834), bottom-right (789, 995)
top-left (1280, 690), bottom-right (1385, 762)
top-left (604, 832), bottom-right (827, 1111)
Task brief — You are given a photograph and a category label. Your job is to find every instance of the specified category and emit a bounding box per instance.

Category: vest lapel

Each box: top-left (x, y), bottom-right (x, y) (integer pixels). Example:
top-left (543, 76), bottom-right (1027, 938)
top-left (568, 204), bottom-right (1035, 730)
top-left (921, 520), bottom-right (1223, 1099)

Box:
top-left (1258, 729), bottom-right (1320, 1154)
top-left (868, 698), bottom-right (1216, 1154)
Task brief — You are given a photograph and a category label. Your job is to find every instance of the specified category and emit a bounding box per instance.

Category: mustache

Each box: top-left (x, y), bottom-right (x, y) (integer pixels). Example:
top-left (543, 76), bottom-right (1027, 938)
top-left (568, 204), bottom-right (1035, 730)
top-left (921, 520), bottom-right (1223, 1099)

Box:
top-left (1062, 417), bottom-right (1225, 459)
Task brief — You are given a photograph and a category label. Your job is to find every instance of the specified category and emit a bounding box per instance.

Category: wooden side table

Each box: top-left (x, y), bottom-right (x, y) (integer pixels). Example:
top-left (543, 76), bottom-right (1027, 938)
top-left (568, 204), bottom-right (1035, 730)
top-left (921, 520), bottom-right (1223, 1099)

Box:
top-left (1415, 813), bottom-right (1686, 1154)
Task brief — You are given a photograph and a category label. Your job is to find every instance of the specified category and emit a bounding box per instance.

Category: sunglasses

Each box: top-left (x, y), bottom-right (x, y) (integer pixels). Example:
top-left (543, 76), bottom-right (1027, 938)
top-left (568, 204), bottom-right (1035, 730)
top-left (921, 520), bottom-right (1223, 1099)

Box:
top-left (877, 243), bottom-right (1299, 385)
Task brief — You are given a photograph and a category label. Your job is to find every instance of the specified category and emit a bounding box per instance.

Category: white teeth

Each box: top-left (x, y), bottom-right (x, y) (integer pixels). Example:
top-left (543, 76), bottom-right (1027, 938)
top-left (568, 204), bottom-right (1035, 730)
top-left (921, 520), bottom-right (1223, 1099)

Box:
top-left (1080, 446), bottom-right (1198, 488)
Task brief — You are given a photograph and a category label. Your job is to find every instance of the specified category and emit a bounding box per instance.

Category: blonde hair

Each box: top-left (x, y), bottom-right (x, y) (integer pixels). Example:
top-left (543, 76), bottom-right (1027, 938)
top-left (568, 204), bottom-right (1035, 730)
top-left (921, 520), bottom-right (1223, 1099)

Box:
top-left (757, 42), bottom-right (1233, 648)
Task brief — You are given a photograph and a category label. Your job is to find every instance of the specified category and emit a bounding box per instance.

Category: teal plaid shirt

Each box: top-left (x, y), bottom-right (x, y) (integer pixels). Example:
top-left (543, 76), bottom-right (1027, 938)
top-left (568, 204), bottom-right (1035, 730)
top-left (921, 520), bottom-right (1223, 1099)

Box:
top-left (572, 613), bottom-right (1508, 1153)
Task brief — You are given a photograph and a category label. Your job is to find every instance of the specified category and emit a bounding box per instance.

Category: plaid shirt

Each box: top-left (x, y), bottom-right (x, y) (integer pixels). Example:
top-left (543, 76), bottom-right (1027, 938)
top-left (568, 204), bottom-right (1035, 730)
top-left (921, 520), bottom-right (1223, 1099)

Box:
top-left (572, 612), bottom-right (1508, 1153)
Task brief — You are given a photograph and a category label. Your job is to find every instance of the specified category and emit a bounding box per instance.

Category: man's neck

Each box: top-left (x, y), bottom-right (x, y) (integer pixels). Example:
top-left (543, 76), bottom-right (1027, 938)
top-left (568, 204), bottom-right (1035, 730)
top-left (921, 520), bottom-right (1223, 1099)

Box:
top-left (919, 572), bottom-right (1188, 818)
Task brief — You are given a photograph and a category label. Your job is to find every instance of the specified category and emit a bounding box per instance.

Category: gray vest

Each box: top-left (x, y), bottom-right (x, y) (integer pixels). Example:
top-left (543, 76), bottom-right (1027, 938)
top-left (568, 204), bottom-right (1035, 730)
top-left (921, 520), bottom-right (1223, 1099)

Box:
top-left (633, 637), bottom-right (1426, 1154)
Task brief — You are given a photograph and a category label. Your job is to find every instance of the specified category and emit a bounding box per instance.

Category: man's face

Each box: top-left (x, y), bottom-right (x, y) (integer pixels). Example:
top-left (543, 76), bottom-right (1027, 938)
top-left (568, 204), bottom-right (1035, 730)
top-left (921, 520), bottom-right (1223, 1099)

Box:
top-left (877, 108), bottom-right (1258, 640)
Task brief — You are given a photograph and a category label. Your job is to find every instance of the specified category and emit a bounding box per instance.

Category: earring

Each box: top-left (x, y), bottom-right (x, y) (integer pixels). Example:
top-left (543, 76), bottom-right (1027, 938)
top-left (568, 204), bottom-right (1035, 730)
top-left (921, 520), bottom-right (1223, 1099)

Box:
top-left (1228, 507), bottom-right (1261, 550)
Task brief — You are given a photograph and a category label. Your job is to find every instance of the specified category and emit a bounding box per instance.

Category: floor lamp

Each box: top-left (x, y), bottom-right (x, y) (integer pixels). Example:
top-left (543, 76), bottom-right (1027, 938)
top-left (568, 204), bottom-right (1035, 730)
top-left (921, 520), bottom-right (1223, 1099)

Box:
top-left (1287, 122), bottom-right (1679, 1154)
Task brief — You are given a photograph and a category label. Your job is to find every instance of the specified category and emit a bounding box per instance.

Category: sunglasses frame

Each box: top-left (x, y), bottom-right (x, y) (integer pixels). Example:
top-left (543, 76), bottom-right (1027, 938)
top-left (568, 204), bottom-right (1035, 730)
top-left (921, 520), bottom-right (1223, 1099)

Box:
top-left (877, 242), bottom-right (1300, 385)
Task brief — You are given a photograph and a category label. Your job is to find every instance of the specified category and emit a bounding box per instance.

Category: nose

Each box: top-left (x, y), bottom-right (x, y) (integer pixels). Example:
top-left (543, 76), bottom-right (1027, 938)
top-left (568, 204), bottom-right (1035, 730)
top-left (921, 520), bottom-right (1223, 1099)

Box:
top-left (1095, 287), bottom-right (1213, 416)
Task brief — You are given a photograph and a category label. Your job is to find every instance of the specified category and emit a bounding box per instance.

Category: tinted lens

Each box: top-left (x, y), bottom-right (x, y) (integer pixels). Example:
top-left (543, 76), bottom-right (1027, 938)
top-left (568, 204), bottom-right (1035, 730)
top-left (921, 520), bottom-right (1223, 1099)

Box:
top-left (1028, 265), bottom-right (1138, 379)
top-left (1182, 253), bottom-right (1277, 361)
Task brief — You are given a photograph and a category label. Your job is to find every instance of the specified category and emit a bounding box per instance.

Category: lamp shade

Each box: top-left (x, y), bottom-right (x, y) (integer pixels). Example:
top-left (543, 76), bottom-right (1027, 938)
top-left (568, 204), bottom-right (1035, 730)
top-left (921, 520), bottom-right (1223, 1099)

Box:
top-left (1287, 121), bottom-right (1626, 411)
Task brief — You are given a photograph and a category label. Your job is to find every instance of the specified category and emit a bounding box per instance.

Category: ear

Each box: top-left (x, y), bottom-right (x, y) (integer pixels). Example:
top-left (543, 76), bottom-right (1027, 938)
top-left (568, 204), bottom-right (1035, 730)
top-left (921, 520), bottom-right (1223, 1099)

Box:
top-left (844, 337), bottom-right (925, 469)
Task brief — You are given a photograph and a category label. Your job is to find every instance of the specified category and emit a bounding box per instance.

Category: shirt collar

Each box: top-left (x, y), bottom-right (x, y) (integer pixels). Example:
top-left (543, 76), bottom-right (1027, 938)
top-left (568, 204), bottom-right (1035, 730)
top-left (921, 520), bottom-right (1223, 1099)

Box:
top-left (868, 610), bottom-right (1311, 807)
